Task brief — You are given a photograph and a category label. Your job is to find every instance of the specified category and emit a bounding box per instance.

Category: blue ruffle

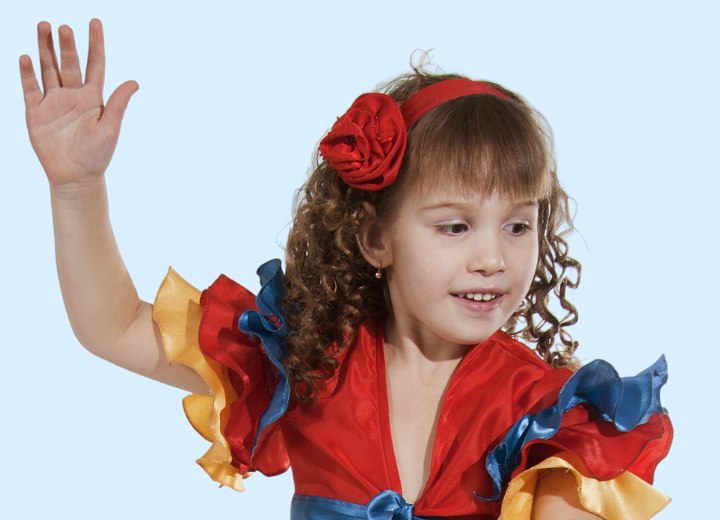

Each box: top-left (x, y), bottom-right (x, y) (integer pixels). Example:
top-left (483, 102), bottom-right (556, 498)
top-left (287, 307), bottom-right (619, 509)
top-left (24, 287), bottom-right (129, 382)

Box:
top-left (476, 355), bottom-right (669, 501)
top-left (237, 259), bottom-right (291, 455)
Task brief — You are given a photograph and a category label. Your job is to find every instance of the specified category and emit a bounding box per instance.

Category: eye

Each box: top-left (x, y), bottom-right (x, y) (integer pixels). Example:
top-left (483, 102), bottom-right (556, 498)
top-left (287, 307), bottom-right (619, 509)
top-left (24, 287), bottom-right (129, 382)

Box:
top-left (437, 222), bottom-right (469, 236)
top-left (504, 222), bottom-right (531, 235)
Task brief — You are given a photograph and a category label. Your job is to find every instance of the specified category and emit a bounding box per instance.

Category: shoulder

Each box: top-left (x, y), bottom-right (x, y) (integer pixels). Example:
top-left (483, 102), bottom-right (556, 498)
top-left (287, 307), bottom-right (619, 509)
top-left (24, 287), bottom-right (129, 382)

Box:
top-left (482, 351), bottom-right (672, 500)
top-left (153, 261), bottom-right (291, 490)
top-left (464, 331), bottom-right (574, 411)
top-left (485, 330), bottom-right (551, 371)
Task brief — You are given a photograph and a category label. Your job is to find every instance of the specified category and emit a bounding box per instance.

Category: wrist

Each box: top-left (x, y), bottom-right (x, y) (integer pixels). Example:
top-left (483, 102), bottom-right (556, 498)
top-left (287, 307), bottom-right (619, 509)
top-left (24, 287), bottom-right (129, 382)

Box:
top-left (49, 177), bottom-right (107, 202)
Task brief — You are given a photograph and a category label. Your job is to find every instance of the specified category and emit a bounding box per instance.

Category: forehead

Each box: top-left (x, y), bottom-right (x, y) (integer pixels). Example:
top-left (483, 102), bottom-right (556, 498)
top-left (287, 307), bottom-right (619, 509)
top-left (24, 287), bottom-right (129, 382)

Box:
top-left (400, 155), bottom-right (553, 205)
top-left (403, 185), bottom-right (539, 212)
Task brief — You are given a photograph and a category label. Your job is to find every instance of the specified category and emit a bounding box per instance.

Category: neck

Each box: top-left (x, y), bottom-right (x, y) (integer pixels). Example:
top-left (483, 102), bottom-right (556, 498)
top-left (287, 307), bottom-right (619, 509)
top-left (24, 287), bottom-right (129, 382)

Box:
top-left (383, 312), bottom-right (471, 377)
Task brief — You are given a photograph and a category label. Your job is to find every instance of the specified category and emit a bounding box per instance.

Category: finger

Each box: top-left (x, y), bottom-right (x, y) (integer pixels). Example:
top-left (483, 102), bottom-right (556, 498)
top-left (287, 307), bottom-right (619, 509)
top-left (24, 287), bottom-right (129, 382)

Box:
top-left (102, 80), bottom-right (139, 132)
top-left (37, 21), bottom-right (61, 91)
top-left (19, 55), bottom-right (43, 107)
top-left (85, 18), bottom-right (105, 92)
top-left (58, 25), bottom-right (82, 88)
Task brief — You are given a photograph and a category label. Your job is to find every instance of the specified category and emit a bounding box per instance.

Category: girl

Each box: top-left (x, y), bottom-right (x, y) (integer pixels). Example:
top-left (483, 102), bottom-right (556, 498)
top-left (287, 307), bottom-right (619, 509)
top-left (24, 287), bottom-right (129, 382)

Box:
top-left (20, 19), bottom-right (672, 519)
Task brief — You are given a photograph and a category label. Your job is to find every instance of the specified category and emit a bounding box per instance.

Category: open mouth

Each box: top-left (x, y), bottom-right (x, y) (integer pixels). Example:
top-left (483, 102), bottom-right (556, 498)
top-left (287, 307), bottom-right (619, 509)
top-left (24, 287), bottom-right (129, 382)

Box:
top-left (452, 292), bottom-right (502, 302)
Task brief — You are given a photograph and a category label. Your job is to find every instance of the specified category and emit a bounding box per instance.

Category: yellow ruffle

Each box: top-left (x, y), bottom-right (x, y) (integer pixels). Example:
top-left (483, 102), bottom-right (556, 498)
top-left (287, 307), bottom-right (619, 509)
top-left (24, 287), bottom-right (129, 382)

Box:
top-left (152, 267), bottom-right (248, 491)
top-left (499, 452), bottom-right (670, 519)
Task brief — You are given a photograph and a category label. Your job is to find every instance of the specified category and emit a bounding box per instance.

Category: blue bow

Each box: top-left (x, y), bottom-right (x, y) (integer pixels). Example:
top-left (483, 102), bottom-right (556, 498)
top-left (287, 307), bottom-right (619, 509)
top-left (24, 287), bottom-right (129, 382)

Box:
top-left (365, 491), bottom-right (423, 520)
top-left (290, 490), bottom-right (441, 519)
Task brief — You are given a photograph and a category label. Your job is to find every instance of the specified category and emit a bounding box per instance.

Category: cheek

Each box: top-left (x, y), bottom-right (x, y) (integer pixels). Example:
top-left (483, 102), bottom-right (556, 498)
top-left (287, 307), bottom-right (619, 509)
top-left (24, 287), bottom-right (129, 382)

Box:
top-left (530, 240), bottom-right (540, 274)
top-left (388, 234), bottom-right (446, 289)
top-left (517, 238), bottom-right (540, 287)
top-left (391, 242), bottom-right (435, 281)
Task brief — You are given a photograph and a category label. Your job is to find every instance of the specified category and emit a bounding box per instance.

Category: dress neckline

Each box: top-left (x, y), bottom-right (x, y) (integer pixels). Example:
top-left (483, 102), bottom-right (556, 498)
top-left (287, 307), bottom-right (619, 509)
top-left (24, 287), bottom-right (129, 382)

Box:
top-left (374, 330), bottom-right (492, 506)
top-left (375, 333), bottom-right (403, 496)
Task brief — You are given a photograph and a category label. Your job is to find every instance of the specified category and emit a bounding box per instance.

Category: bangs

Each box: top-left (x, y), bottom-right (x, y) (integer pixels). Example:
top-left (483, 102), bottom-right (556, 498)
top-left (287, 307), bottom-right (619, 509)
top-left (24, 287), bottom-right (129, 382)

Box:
top-left (399, 94), bottom-right (554, 202)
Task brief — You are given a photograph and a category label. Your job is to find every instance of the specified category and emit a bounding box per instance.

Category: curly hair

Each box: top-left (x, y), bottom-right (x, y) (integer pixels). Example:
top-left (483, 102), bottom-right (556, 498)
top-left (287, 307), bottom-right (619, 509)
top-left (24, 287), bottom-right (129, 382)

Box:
top-left (283, 70), bottom-right (581, 403)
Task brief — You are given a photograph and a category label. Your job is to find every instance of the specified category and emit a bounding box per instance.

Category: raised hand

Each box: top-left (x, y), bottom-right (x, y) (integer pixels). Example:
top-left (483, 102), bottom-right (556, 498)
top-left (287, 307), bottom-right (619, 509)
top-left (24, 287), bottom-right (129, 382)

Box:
top-left (19, 19), bottom-right (138, 186)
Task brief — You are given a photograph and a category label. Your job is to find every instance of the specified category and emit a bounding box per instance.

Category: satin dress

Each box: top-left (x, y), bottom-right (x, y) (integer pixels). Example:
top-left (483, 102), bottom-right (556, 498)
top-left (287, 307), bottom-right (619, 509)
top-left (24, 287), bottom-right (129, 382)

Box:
top-left (153, 260), bottom-right (673, 519)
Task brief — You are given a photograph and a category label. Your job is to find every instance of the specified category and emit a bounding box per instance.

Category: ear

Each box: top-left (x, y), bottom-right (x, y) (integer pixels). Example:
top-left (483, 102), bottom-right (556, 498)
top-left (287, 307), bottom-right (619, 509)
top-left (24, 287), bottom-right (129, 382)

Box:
top-left (356, 201), bottom-right (392, 269)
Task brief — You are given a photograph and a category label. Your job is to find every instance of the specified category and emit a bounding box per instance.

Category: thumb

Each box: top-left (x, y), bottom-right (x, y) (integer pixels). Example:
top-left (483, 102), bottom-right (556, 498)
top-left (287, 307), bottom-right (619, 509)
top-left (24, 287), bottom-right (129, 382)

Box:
top-left (103, 80), bottom-right (139, 131)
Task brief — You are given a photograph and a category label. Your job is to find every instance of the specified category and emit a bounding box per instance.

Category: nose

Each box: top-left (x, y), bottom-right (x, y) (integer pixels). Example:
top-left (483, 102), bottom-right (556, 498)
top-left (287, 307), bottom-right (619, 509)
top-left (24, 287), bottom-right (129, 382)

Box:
top-left (467, 233), bottom-right (506, 275)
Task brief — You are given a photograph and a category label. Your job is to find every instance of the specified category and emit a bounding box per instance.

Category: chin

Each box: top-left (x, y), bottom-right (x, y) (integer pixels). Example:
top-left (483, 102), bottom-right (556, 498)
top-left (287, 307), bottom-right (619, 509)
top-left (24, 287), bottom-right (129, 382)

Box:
top-left (448, 330), bottom-right (498, 347)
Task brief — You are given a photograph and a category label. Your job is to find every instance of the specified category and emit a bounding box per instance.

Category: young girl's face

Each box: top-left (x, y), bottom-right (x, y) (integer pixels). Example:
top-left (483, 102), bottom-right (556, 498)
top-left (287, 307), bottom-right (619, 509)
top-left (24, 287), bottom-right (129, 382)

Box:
top-left (382, 187), bottom-right (539, 349)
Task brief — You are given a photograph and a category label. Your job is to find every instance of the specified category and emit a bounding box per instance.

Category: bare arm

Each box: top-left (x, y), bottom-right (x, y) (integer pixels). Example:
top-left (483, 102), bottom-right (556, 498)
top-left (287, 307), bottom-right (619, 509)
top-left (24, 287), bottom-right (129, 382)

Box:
top-left (532, 470), bottom-right (603, 520)
top-left (21, 20), bottom-right (206, 394)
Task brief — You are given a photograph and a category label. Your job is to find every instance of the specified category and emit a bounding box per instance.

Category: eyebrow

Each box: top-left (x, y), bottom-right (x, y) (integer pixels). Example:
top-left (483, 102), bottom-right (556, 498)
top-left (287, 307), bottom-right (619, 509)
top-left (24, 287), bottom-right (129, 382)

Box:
top-left (421, 200), bottom-right (539, 211)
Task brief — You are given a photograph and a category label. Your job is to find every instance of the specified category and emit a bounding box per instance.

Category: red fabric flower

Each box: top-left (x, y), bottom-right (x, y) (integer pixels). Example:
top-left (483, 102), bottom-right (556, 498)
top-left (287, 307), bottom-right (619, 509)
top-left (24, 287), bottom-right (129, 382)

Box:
top-left (319, 93), bottom-right (407, 191)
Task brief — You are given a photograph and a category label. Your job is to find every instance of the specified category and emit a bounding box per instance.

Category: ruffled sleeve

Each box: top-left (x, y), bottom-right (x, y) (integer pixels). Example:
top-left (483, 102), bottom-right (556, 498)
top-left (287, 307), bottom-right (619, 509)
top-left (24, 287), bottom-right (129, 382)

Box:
top-left (152, 260), bottom-right (291, 491)
top-left (499, 452), bottom-right (671, 519)
top-left (478, 355), bottom-right (672, 517)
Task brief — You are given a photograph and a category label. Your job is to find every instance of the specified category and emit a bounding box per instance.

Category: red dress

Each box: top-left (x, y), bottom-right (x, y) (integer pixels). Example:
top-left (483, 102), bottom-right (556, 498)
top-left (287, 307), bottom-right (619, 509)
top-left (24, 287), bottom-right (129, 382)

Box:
top-left (153, 260), bottom-right (673, 519)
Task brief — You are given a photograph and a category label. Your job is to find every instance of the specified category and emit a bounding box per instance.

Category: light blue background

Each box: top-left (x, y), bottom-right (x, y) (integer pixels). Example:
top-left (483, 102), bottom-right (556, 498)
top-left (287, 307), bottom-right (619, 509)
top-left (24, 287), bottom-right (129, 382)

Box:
top-left (1, 1), bottom-right (716, 518)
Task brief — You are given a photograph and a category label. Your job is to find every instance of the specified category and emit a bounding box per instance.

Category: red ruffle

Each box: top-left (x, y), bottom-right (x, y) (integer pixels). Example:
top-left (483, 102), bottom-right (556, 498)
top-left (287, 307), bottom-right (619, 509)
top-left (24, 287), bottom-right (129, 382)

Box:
top-left (512, 368), bottom-right (673, 487)
top-left (197, 274), bottom-right (289, 476)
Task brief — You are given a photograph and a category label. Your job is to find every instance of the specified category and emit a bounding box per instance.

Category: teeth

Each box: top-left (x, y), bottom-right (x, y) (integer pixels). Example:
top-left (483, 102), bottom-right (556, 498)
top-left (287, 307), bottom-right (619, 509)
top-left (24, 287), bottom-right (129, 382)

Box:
top-left (459, 293), bottom-right (498, 301)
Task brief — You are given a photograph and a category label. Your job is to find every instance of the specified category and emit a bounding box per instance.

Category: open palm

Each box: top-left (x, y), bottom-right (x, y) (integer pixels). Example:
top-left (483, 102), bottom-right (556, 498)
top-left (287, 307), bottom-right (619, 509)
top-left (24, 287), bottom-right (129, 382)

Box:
top-left (20, 19), bottom-right (138, 185)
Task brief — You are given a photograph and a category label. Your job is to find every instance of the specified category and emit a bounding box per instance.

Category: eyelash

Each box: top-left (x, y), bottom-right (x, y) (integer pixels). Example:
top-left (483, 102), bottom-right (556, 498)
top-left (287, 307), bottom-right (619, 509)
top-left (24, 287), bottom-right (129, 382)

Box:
top-left (504, 222), bottom-right (531, 235)
top-left (435, 222), bottom-right (532, 236)
top-left (436, 223), bottom-right (469, 235)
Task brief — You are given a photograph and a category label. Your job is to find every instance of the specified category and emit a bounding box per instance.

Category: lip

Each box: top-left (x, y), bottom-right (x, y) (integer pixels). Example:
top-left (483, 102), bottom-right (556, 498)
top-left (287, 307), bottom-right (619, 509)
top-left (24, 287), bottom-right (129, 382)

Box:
top-left (452, 288), bottom-right (506, 296)
top-left (451, 292), bottom-right (506, 313)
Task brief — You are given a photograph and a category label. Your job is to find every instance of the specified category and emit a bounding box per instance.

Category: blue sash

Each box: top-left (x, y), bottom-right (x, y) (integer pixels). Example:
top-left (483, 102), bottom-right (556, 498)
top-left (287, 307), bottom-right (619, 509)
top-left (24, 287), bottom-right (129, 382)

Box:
top-left (290, 490), bottom-right (441, 519)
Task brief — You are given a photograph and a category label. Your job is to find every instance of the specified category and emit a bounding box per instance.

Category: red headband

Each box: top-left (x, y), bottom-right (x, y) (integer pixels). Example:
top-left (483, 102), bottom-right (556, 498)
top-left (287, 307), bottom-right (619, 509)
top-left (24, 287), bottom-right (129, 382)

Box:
top-left (319, 78), bottom-right (511, 191)
top-left (402, 78), bottom-right (510, 129)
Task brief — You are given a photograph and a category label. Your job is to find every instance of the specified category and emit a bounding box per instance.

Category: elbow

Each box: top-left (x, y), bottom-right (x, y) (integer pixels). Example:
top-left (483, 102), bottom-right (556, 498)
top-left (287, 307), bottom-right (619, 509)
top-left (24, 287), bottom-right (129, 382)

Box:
top-left (68, 299), bottom-right (146, 361)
